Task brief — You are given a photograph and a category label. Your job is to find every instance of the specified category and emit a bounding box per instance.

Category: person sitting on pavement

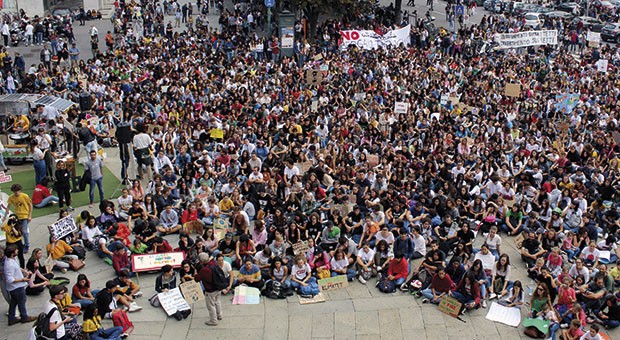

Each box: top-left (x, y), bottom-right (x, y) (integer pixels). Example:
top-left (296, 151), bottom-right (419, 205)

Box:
top-left (420, 266), bottom-right (455, 304)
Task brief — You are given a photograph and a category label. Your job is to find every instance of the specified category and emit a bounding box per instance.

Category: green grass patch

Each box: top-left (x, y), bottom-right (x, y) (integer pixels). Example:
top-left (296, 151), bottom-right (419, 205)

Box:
top-left (0, 164), bottom-right (122, 218)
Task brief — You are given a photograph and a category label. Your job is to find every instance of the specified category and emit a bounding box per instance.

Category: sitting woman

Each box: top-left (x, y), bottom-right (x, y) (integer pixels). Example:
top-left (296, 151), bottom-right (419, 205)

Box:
top-left (46, 236), bottom-right (79, 273)
top-left (330, 249), bottom-right (356, 281)
top-left (81, 304), bottom-right (125, 340)
top-left (528, 282), bottom-right (553, 318)
top-left (72, 274), bottom-right (98, 308)
top-left (269, 257), bottom-right (290, 288)
top-left (25, 248), bottom-right (53, 295)
top-left (290, 254), bottom-right (317, 291)
top-left (81, 216), bottom-right (104, 250)
top-left (32, 178), bottom-right (59, 208)
top-left (235, 234), bottom-right (257, 268)
top-left (179, 260), bottom-right (196, 283)
top-left (177, 232), bottom-right (195, 254)
top-left (498, 280), bottom-right (525, 307)
top-left (450, 273), bottom-right (482, 313)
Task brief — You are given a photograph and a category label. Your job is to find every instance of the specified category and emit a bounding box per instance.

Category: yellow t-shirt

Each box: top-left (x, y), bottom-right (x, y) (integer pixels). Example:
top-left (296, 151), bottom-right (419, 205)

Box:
top-left (610, 267), bottom-right (620, 280)
top-left (2, 222), bottom-right (22, 243)
top-left (8, 193), bottom-right (32, 219)
top-left (82, 315), bottom-right (102, 333)
top-left (219, 197), bottom-right (234, 213)
top-left (46, 240), bottom-right (73, 260)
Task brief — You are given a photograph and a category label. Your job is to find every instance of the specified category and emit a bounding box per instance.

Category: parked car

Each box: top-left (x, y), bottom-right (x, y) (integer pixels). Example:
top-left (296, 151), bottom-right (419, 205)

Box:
top-left (544, 11), bottom-right (575, 19)
top-left (601, 23), bottom-right (620, 43)
top-left (569, 16), bottom-right (604, 32)
top-left (556, 2), bottom-right (580, 13)
top-left (524, 12), bottom-right (544, 28)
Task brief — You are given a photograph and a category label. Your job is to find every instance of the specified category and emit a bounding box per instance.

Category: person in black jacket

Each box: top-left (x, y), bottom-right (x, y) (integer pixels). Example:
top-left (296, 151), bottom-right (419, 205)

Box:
top-left (96, 281), bottom-right (124, 319)
top-left (155, 265), bottom-right (178, 293)
top-left (55, 160), bottom-right (73, 211)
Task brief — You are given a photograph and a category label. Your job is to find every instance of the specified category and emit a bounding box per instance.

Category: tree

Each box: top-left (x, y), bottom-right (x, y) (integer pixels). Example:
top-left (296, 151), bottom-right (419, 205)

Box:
top-left (289, 0), bottom-right (374, 41)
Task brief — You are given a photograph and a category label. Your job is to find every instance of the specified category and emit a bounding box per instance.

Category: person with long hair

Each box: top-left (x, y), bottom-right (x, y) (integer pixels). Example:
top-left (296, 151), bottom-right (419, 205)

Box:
top-left (81, 303), bottom-right (125, 339)
top-left (30, 139), bottom-right (46, 184)
top-left (25, 248), bottom-right (52, 295)
top-left (529, 282), bottom-right (553, 318)
top-left (450, 273), bottom-right (481, 313)
top-left (72, 274), bottom-right (98, 308)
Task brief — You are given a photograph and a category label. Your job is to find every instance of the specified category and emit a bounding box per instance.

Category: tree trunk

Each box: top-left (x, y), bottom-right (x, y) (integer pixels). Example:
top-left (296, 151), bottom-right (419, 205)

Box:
top-left (306, 8), bottom-right (320, 42)
top-left (395, 0), bottom-right (403, 24)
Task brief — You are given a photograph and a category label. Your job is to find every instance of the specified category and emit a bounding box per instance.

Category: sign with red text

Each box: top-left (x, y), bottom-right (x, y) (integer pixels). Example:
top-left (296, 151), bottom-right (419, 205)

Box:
top-left (340, 25), bottom-right (410, 50)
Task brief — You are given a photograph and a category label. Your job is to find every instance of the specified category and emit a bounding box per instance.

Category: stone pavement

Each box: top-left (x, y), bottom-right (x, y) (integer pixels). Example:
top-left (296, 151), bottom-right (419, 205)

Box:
top-left (1, 147), bottom-right (618, 340)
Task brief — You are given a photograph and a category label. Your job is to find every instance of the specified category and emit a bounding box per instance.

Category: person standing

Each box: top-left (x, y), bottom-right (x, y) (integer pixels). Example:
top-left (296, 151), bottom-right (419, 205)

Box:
top-left (24, 22), bottom-right (33, 46)
top-left (7, 184), bottom-right (32, 253)
top-left (132, 123), bottom-right (154, 181)
top-left (85, 150), bottom-right (105, 208)
top-left (1, 22), bottom-right (9, 47)
top-left (55, 160), bottom-right (73, 211)
top-left (44, 285), bottom-right (74, 339)
top-left (30, 139), bottom-right (46, 185)
top-left (2, 215), bottom-right (25, 268)
top-left (195, 253), bottom-right (222, 326)
top-left (4, 245), bottom-right (37, 326)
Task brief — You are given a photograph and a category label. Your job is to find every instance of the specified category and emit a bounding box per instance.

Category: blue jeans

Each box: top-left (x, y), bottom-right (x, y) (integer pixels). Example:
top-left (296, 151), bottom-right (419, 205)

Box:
top-left (35, 32), bottom-right (43, 44)
top-left (33, 159), bottom-right (46, 184)
top-left (20, 219), bottom-right (30, 251)
top-left (332, 269), bottom-right (357, 281)
top-left (89, 177), bottom-right (104, 204)
top-left (0, 153), bottom-right (6, 170)
top-left (420, 287), bottom-right (444, 304)
top-left (549, 323), bottom-right (560, 340)
top-left (34, 195), bottom-right (59, 208)
top-left (290, 277), bottom-right (317, 289)
top-left (91, 325), bottom-right (124, 340)
top-left (451, 291), bottom-right (475, 307)
top-left (8, 287), bottom-right (29, 322)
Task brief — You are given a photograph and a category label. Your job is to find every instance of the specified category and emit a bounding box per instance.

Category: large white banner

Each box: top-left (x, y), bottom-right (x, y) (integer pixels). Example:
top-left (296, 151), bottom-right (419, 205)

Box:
top-left (340, 25), bottom-right (410, 50)
top-left (494, 30), bottom-right (558, 49)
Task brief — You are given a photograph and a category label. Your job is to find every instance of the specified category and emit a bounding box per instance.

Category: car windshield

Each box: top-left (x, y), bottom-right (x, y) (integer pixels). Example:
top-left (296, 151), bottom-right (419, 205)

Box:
top-left (603, 24), bottom-right (616, 29)
top-left (525, 14), bottom-right (538, 20)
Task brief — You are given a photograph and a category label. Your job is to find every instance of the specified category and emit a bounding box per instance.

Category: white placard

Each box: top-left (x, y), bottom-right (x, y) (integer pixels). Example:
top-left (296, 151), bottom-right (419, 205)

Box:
top-left (48, 216), bottom-right (78, 240)
top-left (597, 59), bottom-right (608, 73)
top-left (340, 25), bottom-right (411, 50)
top-left (158, 287), bottom-right (191, 316)
top-left (394, 102), bottom-right (410, 114)
top-left (587, 31), bottom-right (601, 43)
top-left (599, 250), bottom-right (611, 262)
top-left (485, 302), bottom-right (521, 327)
top-left (494, 30), bottom-right (558, 49)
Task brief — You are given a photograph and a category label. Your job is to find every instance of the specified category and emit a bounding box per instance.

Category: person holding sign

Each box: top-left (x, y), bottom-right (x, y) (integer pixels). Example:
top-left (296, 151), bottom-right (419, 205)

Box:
top-left (420, 266), bottom-right (456, 304)
top-left (3, 215), bottom-right (25, 268)
top-left (8, 184), bottom-right (33, 253)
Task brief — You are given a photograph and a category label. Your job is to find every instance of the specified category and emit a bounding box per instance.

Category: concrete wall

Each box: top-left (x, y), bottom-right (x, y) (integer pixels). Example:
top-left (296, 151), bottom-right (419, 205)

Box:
top-left (7, 0), bottom-right (45, 16)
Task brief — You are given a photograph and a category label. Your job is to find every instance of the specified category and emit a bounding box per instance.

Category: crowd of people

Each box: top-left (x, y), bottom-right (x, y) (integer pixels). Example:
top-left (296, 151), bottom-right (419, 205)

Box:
top-left (1, 0), bottom-right (620, 338)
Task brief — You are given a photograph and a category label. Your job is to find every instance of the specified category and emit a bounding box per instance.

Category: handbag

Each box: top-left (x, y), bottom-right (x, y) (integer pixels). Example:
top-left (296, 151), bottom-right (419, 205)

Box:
top-left (148, 294), bottom-right (161, 308)
top-left (69, 258), bottom-right (85, 271)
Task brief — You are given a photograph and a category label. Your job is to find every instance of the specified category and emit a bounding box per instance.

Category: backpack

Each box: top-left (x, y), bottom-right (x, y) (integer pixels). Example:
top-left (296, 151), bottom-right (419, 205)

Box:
top-left (262, 280), bottom-right (287, 299)
top-left (377, 276), bottom-right (396, 293)
top-left (112, 310), bottom-right (134, 334)
top-left (299, 282), bottom-right (320, 296)
top-left (34, 308), bottom-right (57, 340)
top-left (210, 264), bottom-right (229, 290)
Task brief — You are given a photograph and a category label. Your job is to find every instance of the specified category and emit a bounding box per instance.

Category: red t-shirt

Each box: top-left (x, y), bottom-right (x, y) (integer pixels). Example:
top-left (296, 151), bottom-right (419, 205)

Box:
top-left (32, 184), bottom-right (51, 205)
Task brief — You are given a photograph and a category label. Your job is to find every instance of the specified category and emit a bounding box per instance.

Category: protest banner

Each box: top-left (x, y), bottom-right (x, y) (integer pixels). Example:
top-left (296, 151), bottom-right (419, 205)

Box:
top-left (318, 275), bottom-right (349, 292)
top-left (437, 295), bottom-right (462, 318)
top-left (179, 280), bottom-right (205, 304)
top-left (340, 25), bottom-right (411, 50)
top-left (0, 171), bottom-right (12, 183)
top-left (306, 69), bottom-right (324, 86)
top-left (505, 83), bottom-right (521, 97)
top-left (554, 93), bottom-right (580, 114)
top-left (394, 102), bottom-right (410, 114)
top-left (587, 31), bottom-right (601, 47)
top-left (292, 241), bottom-right (309, 255)
top-left (494, 30), bottom-right (557, 49)
top-left (48, 216), bottom-right (78, 240)
top-left (132, 252), bottom-right (185, 272)
top-left (158, 287), bottom-right (191, 316)
top-left (485, 302), bottom-right (521, 327)
top-left (299, 291), bottom-right (326, 305)
top-left (210, 128), bottom-right (224, 139)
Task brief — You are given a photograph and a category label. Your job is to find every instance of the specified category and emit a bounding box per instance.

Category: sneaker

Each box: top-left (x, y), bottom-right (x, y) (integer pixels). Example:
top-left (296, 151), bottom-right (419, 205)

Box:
top-left (482, 300), bottom-right (488, 308)
top-left (489, 293), bottom-right (497, 300)
top-left (128, 302), bottom-right (142, 312)
top-left (60, 268), bottom-right (68, 274)
top-left (375, 279), bottom-right (380, 287)
top-left (358, 276), bottom-right (367, 284)
top-left (205, 321), bottom-right (218, 326)
top-left (120, 333), bottom-right (129, 339)
top-left (376, 266), bottom-right (382, 271)
top-left (133, 291), bottom-right (143, 298)
top-left (217, 315), bottom-right (222, 320)
top-left (415, 292), bottom-right (423, 298)
top-left (400, 283), bottom-right (408, 291)
top-left (67, 206), bottom-right (75, 212)
top-left (422, 298), bottom-right (429, 304)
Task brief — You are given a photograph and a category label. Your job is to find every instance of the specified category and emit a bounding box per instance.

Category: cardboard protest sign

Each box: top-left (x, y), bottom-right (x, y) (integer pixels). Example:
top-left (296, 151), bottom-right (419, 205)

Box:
top-left (299, 291), bottom-right (326, 305)
top-left (295, 161), bottom-right (313, 175)
top-left (292, 241), bottom-right (310, 255)
top-left (48, 216), bottom-right (78, 240)
top-left (179, 280), bottom-right (205, 304)
top-left (305, 69), bottom-right (324, 86)
top-left (394, 102), bottom-right (409, 114)
top-left (132, 252), bottom-right (186, 272)
top-left (0, 171), bottom-right (12, 183)
top-left (158, 287), bottom-right (191, 316)
top-left (367, 154), bottom-right (379, 168)
top-left (437, 295), bottom-right (462, 318)
top-left (318, 275), bottom-right (349, 292)
top-left (597, 59), bottom-right (608, 73)
top-left (505, 83), bottom-right (521, 97)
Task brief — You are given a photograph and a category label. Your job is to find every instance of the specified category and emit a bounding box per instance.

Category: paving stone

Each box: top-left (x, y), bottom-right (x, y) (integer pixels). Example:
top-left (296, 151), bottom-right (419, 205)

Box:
top-left (311, 312), bottom-right (334, 338)
top-left (353, 295), bottom-right (417, 311)
top-left (399, 306), bottom-right (425, 329)
top-left (287, 298), bottom-right (354, 315)
top-left (401, 328), bottom-right (427, 340)
top-left (356, 310), bottom-right (380, 335)
top-left (159, 317), bottom-right (191, 339)
top-left (326, 288), bottom-right (351, 300)
top-left (425, 324), bottom-right (449, 340)
top-left (334, 311), bottom-right (357, 339)
top-left (346, 282), bottom-right (373, 299)
top-left (379, 308), bottom-right (403, 339)
top-left (356, 334), bottom-right (381, 340)
top-left (131, 320), bottom-right (166, 336)
top-left (288, 314), bottom-right (313, 340)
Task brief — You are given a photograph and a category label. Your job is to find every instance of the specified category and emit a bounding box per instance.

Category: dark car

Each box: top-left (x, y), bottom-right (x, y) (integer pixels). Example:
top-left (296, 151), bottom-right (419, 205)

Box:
top-left (601, 23), bottom-right (620, 43)
top-left (569, 16), bottom-right (604, 32)
top-left (556, 2), bottom-right (580, 13)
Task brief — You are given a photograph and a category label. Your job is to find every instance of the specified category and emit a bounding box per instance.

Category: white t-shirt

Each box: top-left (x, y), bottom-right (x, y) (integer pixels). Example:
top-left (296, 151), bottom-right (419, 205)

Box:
top-left (219, 261), bottom-right (232, 279)
top-left (484, 234), bottom-right (502, 251)
top-left (291, 263), bottom-right (311, 280)
top-left (132, 133), bottom-right (152, 149)
top-left (357, 248), bottom-right (375, 263)
top-left (44, 301), bottom-right (64, 339)
top-left (283, 165), bottom-right (300, 180)
top-left (412, 234), bottom-right (427, 256)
